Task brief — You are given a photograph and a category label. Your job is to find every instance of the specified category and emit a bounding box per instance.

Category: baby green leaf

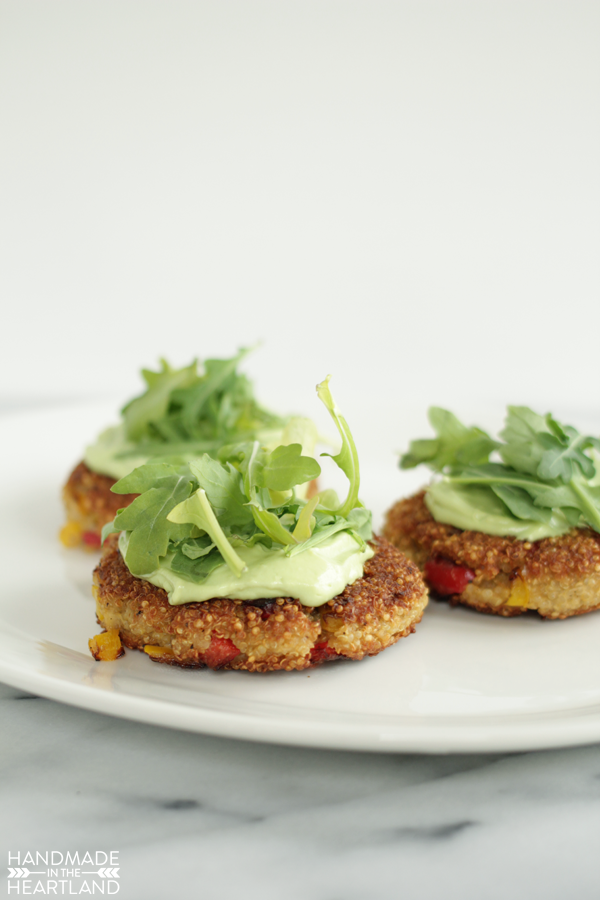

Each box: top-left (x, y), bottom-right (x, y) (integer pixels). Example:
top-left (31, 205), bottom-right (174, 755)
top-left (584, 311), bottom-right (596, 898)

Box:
top-left (292, 494), bottom-right (320, 542)
top-left (536, 430), bottom-right (600, 482)
top-left (285, 507), bottom-right (373, 557)
top-left (246, 501), bottom-right (298, 546)
top-left (315, 488), bottom-right (340, 510)
top-left (101, 518), bottom-right (122, 543)
top-left (500, 406), bottom-right (550, 444)
top-left (490, 485), bottom-right (553, 523)
top-left (122, 359), bottom-right (198, 442)
top-left (111, 462), bottom-right (188, 495)
top-left (179, 535), bottom-right (215, 559)
top-left (316, 375), bottom-right (360, 517)
top-left (498, 406), bottom-right (550, 475)
top-left (113, 474), bottom-right (195, 576)
top-left (401, 408), bottom-right (498, 472)
top-left (567, 479), bottom-right (600, 532)
top-left (188, 455), bottom-right (253, 528)
top-left (170, 545), bottom-right (225, 584)
top-left (346, 507), bottom-right (374, 541)
top-left (178, 348), bottom-right (252, 436)
top-left (257, 443), bottom-right (321, 492)
top-left (167, 489), bottom-right (247, 577)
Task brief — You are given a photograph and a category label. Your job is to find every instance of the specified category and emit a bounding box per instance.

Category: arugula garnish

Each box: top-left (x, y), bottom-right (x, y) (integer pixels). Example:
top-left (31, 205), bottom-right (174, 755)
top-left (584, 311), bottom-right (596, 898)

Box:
top-left (118, 350), bottom-right (285, 455)
top-left (101, 463), bottom-right (196, 576)
top-left (401, 407), bottom-right (499, 472)
top-left (107, 378), bottom-right (372, 583)
top-left (167, 488), bottom-right (248, 577)
top-left (316, 376), bottom-right (362, 517)
top-left (400, 406), bottom-right (600, 538)
top-left (121, 360), bottom-right (199, 442)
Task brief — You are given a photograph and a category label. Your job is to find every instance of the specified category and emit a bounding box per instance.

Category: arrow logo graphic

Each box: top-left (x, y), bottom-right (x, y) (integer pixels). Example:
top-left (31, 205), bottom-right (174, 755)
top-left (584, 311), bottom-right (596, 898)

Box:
top-left (9, 866), bottom-right (120, 880)
top-left (95, 868), bottom-right (120, 879)
top-left (7, 869), bottom-right (46, 878)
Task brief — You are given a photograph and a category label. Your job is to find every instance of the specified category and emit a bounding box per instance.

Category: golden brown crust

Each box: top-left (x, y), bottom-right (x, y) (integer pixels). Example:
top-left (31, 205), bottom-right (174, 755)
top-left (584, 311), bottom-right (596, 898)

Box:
top-left (383, 491), bottom-right (600, 619)
top-left (92, 534), bottom-right (428, 671)
top-left (63, 461), bottom-right (138, 537)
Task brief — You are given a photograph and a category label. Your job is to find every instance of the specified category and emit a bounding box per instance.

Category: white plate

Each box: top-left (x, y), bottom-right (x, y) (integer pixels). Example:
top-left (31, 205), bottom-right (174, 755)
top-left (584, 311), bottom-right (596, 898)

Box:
top-left (2, 402), bottom-right (600, 754)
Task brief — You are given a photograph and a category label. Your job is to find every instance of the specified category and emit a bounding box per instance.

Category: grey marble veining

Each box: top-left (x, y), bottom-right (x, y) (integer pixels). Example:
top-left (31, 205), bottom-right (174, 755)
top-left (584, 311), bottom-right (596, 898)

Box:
top-left (2, 682), bottom-right (600, 899)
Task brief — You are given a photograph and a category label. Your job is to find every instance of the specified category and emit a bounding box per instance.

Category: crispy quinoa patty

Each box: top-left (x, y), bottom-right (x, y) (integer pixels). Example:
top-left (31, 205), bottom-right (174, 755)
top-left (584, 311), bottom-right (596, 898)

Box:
top-left (383, 491), bottom-right (600, 619)
top-left (92, 534), bottom-right (428, 671)
top-left (63, 461), bottom-right (138, 538)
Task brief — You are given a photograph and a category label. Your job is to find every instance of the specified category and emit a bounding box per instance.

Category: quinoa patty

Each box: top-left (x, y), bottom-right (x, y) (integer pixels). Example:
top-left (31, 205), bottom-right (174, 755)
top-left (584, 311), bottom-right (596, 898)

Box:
top-left (383, 491), bottom-right (600, 619)
top-left (61, 461), bottom-right (138, 546)
top-left (92, 534), bottom-right (428, 671)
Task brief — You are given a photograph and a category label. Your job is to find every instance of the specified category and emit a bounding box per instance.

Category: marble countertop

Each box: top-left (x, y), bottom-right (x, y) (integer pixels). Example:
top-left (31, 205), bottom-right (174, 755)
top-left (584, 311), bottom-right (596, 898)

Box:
top-left (2, 680), bottom-right (599, 900)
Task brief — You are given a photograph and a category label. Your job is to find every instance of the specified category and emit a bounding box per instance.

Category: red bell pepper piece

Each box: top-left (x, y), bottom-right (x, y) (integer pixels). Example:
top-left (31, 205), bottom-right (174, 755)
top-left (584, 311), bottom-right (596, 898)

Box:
top-left (203, 635), bottom-right (240, 669)
top-left (309, 641), bottom-right (340, 665)
top-left (82, 530), bottom-right (102, 548)
top-left (424, 557), bottom-right (475, 596)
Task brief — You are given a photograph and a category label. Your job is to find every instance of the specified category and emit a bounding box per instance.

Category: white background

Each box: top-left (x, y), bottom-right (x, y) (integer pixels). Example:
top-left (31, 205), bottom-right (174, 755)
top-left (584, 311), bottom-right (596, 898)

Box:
top-left (1, 1), bottom-right (599, 463)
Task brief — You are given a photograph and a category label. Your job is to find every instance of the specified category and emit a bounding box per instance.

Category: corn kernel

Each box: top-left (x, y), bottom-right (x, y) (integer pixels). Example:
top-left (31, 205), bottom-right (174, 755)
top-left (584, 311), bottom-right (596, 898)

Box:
top-left (89, 629), bottom-right (124, 661)
top-left (143, 644), bottom-right (175, 659)
top-left (59, 521), bottom-right (82, 548)
top-left (506, 577), bottom-right (530, 607)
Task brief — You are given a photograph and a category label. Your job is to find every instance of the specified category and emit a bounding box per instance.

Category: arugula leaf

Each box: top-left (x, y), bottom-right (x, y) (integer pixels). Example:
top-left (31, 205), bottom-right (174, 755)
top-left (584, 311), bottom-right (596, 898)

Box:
top-left (167, 489), bottom-right (247, 577)
top-left (112, 472), bottom-right (195, 576)
top-left (565, 479), bottom-right (600, 532)
top-left (536, 427), bottom-right (600, 482)
top-left (179, 535), bottom-right (215, 559)
top-left (122, 360), bottom-right (198, 442)
top-left (100, 517), bottom-right (123, 544)
top-left (285, 508), bottom-right (373, 557)
top-left (246, 501), bottom-right (298, 546)
top-left (212, 440), bottom-right (303, 545)
top-left (188, 455), bottom-right (252, 528)
top-left (346, 507), bottom-right (374, 542)
top-left (178, 348), bottom-right (251, 437)
top-left (499, 406), bottom-right (549, 443)
top-left (316, 488), bottom-right (340, 510)
top-left (490, 485), bottom-right (553, 523)
top-left (498, 406), bottom-right (550, 475)
top-left (292, 495), bottom-right (320, 542)
top-left (111, 462), bottom-right (187, 495)
top-left (229, 531), bottom-right (273, 550)
top-left (316, 376), bottom-right (361, 517)
top-left (401, 408), bottom-right (498, 472)
top-left (448, 462), bottom-right (551, 496)
top-left (170, 544), bottom-right (225, 584)
top-left (256, 444), bottom-right (321, 492)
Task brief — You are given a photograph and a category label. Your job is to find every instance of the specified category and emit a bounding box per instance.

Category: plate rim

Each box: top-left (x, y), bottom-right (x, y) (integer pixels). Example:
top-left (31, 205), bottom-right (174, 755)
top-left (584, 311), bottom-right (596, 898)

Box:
top-left (3, 650), bottom-right (600, 754)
